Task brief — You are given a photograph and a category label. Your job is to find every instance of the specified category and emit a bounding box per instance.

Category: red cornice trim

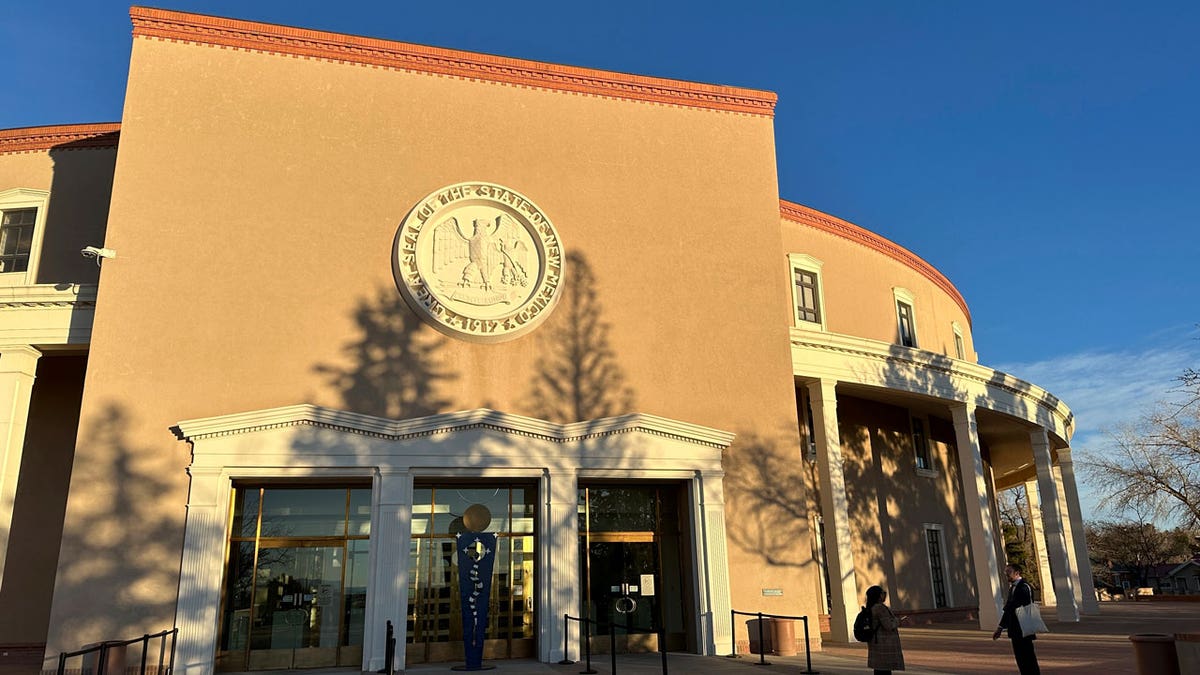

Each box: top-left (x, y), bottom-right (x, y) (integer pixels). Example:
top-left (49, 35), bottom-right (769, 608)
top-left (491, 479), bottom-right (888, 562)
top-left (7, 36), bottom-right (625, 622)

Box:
top-left (129, 7), bottom-right (777, 117)
top-left (0, 123), bottom-right (121, 155)
top-left (780, 199), bottom-right (972, 325)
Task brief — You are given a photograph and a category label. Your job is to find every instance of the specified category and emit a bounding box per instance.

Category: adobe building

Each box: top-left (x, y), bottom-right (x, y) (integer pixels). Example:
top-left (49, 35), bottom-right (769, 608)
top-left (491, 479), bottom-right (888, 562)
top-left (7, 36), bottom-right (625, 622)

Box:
top-left (0, 7), bottom-right (1097, 674)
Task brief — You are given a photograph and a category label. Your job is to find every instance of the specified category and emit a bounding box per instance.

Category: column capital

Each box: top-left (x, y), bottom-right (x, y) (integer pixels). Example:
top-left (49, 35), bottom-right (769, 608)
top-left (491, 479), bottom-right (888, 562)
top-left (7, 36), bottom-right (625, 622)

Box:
top-left (0, 345), bottom-right (42, 374)
top-left (1057, 446), bottom-right (1074, 464)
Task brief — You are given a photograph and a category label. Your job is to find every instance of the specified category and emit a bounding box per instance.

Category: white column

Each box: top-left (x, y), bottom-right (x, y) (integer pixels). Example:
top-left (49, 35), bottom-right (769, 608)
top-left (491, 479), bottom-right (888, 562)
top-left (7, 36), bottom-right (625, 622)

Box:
top-left (1052, 465), bottom-right (1083, 609)
top-left (367, 469), bottom-right (412, 671)
top-left (541, 469), bottom-right (579, 663)
top-left (1057, 448), bottom-right (1099, 613)
top-left (1031, 429), bottom-right (1078, 621)
top-left (808, 379), bottom-right (857, 642)
top-left (0, 345), bottom-right (41, 592)
top-left (174, 468), bottom-right (230, 675)
top-left (1024, 479), bottom-right (1054, 606)
top-left (951, 402), bottom-right (1003, 629)
top-left (695, 470), bottom-right (733, 656)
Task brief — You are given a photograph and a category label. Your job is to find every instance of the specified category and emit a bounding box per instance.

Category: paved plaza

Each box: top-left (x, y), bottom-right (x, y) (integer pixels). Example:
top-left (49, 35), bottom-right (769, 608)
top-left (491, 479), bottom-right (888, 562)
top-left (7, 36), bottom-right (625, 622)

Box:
top-left (7, 601), bottom-right (1195, 675)
top-left (404, 600), bottom-right (1199, 675)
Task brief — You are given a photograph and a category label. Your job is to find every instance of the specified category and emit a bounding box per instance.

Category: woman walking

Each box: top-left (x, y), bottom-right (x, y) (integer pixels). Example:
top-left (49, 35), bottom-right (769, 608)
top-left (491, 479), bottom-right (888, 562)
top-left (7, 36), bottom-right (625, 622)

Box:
top-left (865, 585), bottom-right (905, 674)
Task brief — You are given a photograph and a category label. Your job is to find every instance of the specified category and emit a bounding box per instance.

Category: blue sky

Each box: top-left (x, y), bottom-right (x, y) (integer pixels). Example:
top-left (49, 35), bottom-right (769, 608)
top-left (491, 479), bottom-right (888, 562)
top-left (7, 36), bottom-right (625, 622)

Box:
top-left (4, 1), bottom-right (1197, 521)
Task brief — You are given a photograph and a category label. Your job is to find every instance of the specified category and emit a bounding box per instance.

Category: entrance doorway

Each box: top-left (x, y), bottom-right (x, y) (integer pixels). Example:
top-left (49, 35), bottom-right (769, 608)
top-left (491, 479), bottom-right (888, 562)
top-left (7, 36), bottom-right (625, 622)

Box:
top-left (406, 484), bottom-right (537, 664)
top-left (216, 485), bottom-right (370, 671)
top-left (579, 484), bottom-right (692, 653)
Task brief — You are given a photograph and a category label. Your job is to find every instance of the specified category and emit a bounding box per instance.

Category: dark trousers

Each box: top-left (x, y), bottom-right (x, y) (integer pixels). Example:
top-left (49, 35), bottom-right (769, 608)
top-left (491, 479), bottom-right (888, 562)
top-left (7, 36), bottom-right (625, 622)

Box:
top-left (1011, 636), bottom-right (1040, 675)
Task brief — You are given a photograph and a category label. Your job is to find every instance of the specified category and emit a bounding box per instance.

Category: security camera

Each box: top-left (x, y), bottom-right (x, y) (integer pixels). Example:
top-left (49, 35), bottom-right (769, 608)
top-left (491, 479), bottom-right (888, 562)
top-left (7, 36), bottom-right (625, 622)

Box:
top-left (80, 246), bottom-right (117, 265)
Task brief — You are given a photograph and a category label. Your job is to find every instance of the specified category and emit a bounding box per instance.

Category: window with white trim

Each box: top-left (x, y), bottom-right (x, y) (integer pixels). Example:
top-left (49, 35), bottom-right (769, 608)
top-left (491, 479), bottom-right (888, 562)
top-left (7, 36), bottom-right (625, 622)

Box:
top-left (788, 254), bottom-right (827, 330)
top-left (924, 524), bottom-right (952, 608)
top-left (952, 322), bottom-right (966, 360)
top-left (893, 287), bottom-right (917, 347)
top-left (910, 415), bottom-right (935, 473)
top-left (0, 188), bottom-right (50, 286)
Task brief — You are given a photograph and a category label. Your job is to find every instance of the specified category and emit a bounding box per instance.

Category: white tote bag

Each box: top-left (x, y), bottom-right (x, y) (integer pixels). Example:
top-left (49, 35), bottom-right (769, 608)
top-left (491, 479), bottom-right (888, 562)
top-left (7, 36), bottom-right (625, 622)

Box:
top-left (1016, 602), bottom-right (1049, 635)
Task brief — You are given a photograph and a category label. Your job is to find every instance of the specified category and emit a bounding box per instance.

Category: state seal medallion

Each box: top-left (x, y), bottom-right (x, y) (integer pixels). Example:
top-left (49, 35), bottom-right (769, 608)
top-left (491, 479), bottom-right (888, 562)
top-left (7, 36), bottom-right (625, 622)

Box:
top-left (393, 182), bottom-right (564, 342)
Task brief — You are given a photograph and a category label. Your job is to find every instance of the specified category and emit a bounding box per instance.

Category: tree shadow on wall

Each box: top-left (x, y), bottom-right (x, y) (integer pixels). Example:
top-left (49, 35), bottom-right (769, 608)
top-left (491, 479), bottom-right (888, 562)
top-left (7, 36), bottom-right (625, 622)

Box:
top-left (47, 403), bottom-right (184, 661)
top-left (526, 251), bottom-right (635, 423)
top-left (722, 432), bottom-right (813, 569)
top-left (314, 285), bottom-right (456, 418)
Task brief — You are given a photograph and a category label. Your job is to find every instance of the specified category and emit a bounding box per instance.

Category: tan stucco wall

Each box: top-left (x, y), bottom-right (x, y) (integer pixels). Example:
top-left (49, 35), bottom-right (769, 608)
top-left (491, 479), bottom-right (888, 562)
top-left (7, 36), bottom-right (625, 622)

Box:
top-left (0, 146), bottom-right (114, 286)
top-left (780, 218), bottom-right (974, 360)
top-left (837, 396), bottom-right (976, 612)
top-left (0, 355), bottom-right (85, 644)
top-left (45, 37), bottom-right (813, 651)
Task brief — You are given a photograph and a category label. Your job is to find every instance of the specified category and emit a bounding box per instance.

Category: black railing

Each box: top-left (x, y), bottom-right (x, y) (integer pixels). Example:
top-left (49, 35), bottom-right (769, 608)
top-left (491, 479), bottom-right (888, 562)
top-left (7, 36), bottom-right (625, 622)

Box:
top-left (562, 614), bottom-right (669, 675)
top-left (56, 628), bottom-right (177, 675)
top-left (728, 609), bottom-right (818, 674)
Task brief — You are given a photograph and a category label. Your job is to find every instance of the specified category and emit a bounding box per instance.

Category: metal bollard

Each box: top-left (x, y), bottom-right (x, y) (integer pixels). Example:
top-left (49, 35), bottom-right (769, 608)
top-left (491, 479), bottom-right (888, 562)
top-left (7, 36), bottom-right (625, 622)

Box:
top-left (559, 614), bottom-right (574, 664)
top-left (610, 622), bottom-right (618, 675)
top-left (580, 618), bottom-right (596, 675)
top-left (800, 616), bottom-right (818, 674)
top-left (754, 612), bottom-right (770, 666)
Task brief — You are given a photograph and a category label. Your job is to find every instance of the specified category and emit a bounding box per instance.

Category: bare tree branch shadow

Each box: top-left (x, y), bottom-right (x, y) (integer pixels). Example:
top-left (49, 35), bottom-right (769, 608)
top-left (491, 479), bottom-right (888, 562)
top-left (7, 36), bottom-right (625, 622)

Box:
top-left (723, 432), bottom-right (812, 568)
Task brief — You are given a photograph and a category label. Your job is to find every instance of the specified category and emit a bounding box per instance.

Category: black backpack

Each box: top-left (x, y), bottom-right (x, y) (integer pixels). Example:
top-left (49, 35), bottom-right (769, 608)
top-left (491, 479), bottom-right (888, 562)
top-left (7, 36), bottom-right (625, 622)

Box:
top-left (853, 606), bottom-right (875, 642)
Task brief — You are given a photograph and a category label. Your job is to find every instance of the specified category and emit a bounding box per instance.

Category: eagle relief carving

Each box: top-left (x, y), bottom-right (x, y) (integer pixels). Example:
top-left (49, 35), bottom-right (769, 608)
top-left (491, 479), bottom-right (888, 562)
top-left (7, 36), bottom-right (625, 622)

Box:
top-left (432, 214), bottom-right (530, 305)
top-left (393, 182), bottom-right (563, 343)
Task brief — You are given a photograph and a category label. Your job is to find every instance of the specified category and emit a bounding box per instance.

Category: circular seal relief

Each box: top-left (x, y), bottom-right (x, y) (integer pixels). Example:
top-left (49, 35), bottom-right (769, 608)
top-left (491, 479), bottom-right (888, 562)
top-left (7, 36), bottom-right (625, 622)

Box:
top-left (393, 182), bottom-right (564, 343)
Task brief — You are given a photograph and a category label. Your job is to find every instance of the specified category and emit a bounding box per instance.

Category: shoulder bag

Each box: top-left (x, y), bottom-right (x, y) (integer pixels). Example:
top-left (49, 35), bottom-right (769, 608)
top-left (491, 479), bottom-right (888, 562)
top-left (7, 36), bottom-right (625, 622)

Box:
top-left (1015, 601), bottom-right (1049, 635)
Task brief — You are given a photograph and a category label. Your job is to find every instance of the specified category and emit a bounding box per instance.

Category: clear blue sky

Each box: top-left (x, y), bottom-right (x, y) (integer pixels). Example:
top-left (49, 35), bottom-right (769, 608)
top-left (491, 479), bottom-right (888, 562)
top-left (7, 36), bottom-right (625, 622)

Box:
top-left (4, 1), bottom-right (1198, 520)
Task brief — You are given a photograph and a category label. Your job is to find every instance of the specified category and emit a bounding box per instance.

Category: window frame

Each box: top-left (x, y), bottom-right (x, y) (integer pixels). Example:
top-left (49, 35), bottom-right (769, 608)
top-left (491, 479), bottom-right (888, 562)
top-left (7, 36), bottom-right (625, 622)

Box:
top-left (892, 287), bottom-right (918, 348)
top-left (0, 188), bottom-right (50, 287)
top-left (952, 322), bottom-right (966, 360)
top-left (787, 253), bottom-right (827, 331)
top-left (923, 523), bottom-right (953, 608)
top-left (910, 413), bottom-right (937, 477)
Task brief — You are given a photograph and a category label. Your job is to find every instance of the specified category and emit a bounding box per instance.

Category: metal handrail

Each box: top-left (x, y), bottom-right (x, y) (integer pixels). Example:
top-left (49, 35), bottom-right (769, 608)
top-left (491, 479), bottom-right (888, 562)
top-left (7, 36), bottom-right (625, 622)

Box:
top-left (729, 609), bottom-right (818, 674)
top-left (55, 628), bottom-right (177, 675)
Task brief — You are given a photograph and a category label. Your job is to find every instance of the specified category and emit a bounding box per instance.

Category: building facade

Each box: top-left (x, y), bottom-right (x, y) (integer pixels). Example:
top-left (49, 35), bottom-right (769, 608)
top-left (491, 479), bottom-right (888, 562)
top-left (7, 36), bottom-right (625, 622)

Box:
top-left (0, 8), bottom-right (1096, 674)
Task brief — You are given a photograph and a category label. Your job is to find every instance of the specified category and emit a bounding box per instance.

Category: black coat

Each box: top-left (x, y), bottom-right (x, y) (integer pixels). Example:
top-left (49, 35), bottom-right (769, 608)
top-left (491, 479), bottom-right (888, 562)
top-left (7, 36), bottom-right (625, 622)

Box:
top-left (999, 578), bottom-right (1036, 640)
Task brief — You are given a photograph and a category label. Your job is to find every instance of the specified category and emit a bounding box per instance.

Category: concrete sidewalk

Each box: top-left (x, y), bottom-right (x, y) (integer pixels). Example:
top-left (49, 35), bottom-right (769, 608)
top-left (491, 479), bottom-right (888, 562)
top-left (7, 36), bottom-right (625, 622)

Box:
top-left (406, 600), bottom-right (1199, 674)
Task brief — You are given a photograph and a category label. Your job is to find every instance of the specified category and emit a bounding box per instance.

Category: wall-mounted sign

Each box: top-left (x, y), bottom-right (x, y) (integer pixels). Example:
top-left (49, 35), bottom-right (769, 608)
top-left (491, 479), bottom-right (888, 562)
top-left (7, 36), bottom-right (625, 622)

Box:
top-left (761, 588), bottom-right (783, 596)
top-left (393, 182), bottom-right (564, 343)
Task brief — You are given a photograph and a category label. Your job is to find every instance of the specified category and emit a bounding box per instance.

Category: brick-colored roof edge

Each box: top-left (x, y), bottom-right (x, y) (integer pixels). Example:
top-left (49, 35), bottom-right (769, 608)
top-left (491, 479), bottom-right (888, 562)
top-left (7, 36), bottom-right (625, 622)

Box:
top-left (0, 123), bottom-right (121, 155)
top-left (130, 7), bottom-right (778, 117)
top-left (780, 199), bottom-right (972, 325)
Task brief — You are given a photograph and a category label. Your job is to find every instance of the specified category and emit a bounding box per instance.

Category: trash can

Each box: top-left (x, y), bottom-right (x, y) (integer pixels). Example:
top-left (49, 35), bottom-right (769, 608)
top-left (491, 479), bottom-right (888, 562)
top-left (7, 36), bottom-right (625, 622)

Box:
top-left (1129, 633), bottom-right (1180, 675)
top-left (770, 619), bottom-right (797, 656)
top-left (1176, 633), bottom-right (1200, 675)
top-left (747, 618), bottom-right (771, 654)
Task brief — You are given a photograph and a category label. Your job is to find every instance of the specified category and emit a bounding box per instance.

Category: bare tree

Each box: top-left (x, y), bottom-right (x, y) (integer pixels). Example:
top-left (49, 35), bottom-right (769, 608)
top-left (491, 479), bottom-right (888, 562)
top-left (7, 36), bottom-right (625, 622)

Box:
top-left (1081, 370), bottom-right (1200, 527)
top-left (1086, 517), bottom-right (1194, 588)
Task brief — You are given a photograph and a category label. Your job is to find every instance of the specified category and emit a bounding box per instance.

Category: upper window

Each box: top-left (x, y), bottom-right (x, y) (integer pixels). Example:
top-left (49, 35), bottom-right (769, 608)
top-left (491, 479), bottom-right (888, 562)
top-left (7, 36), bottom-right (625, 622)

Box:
top-left (0, 188), bottom-right (50, 286)
top-left (952, 322), bottom-right (966, 360)
top-left (788, 253), bottom-right (827, 330)
top-left (893, 287), bottom-right (918, 347)
top-left (911, 415), bottom-right (934, 472)
top-left (0, 208), bottom-right (36, 273)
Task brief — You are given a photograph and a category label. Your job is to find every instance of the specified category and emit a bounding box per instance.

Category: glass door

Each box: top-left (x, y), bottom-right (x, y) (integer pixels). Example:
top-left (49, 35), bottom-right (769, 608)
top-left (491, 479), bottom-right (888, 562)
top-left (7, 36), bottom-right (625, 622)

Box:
top-left (406, 484), bottom-right (537, 663)
top-left (578, 485), bottom-right (690, 654)
top-left (585, 537), bottom-right (660, 650)
top-left (246, 544), bottom-right (343, 669)
top-left (217, 486), bottom-right (370, 672)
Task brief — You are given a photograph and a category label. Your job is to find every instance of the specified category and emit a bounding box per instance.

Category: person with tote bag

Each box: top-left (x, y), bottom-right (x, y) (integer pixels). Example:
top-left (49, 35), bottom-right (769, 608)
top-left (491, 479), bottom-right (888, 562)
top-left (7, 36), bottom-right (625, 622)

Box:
top-left (992, 562), bottom-right (1043, 674)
